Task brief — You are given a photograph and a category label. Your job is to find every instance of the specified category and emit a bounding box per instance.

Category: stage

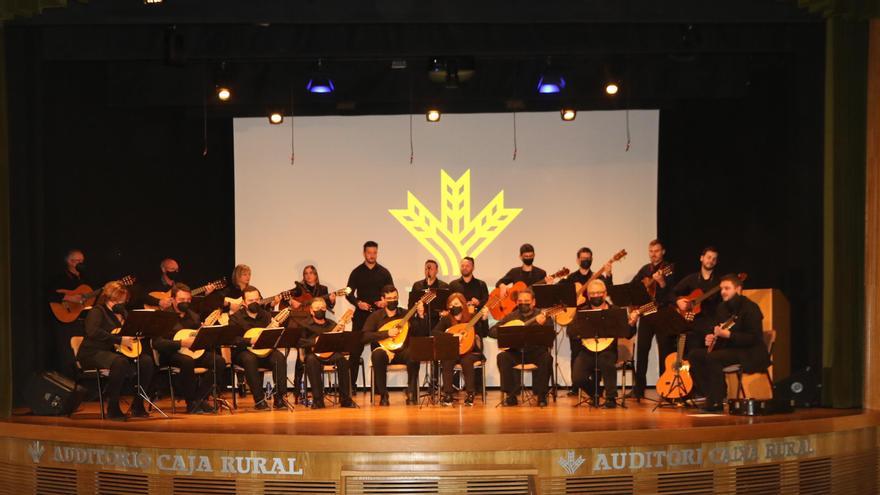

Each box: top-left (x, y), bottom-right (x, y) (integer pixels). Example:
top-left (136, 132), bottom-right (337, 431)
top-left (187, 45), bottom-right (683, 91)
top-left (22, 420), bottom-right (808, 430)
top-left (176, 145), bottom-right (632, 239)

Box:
top-left (0, 391), bottom-right (877, 494)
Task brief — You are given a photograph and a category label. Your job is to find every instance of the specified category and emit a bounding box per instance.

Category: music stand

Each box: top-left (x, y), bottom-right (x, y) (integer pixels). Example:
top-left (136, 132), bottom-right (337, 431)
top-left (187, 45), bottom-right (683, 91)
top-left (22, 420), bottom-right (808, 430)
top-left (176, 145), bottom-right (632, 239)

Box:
top-left (409, 335), bottom-right (458, 407)
top-left (607, 282), bottom-right (652, 308)
top-left (496, 325), bottom-right (555, 406)
top-left (213, 325), bottom-right (245, 410)
top-left (118, 310), bottom-right (179, 418)
top-left (186, 325), bottom-right (234, 415)
top-left (251, 327), bottom-right (299, 411)
top-left (194, 291), bottom-right (226, 322)
top-left (312, 332), bottom-right (361, 408)
top-left (569, 308), bottom-right (633, 409)
top-left (533, 283), bottom-right (576, 398)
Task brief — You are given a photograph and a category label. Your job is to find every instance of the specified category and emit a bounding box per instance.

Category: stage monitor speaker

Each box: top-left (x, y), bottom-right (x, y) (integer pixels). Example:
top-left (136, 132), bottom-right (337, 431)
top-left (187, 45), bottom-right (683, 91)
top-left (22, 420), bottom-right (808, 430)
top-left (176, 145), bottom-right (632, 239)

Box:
top-left (24, 371), bottom-right (85, 416)
top-left (773, 366), bottom-right (821, 408)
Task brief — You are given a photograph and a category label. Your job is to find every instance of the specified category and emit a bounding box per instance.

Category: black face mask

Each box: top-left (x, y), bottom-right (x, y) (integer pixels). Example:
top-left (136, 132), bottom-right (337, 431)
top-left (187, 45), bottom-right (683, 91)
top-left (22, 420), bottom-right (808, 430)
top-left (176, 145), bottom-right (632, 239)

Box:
top-left (518, 303), bottom-right (532, 314)
top-left (177, 302), bottom-right (190, 313)
top-left (313, 310), bottom-right (326, 320)
top-left (450, 306), bottom-right (463, 316)
top-left (522, 258), bottom-right (535, 266)
top-left (579, 259), bottom-right (593, 270)
top-left (165, 271), bottom-right (177, 280)
top-left (111, 303), bottom-right (127, 315)
top-left (247, 302), bottom-right (261, 313)
top-left (386, 301), bottom-right (399, 311)
top-left (74, 262), bottom-right (86, 273)
top-left (589, 296), bottom-right (605, 308)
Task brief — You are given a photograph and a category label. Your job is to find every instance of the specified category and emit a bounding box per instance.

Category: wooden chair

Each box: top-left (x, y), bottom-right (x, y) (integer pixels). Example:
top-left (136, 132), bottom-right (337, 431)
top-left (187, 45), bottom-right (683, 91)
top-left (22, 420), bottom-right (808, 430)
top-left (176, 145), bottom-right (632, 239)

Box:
top-left (453, 360), bottom-right (488, 404)
top-left (724, 330), bottom-right (776, 400)
top-left (69, 336), bottom-right (110, 420)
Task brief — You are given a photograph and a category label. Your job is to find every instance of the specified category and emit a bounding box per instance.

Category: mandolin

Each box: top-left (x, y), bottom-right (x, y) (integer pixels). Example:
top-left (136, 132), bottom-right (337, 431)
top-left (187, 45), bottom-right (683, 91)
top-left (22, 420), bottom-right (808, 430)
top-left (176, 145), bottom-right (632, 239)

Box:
top-left (144, 278), bottom-right (227, 310)
top-left (676, 273), bottom-right (747, 321)
top-left (445, 295), bottom-right (503, 355)
top-left (581, 301), bottom-right (656, 353)
top-left (314, 309), bottom-right (354, 359)
top-left (489, 267), bottom-right (570, 320)
top-left (707, 315), bottom-right (737, 353)
top-left (377, 290), bottom-right (437, 352)
top-left (243, 308), bottom-right (292, 357)
top-left (111, 327), bottom-right (142, 359)
top-left (498, 305), bottom-right (566, 351)
top-left (50, 275), bottom-right (136, 323)
top-left (173, 328), bottom-right (204, 360)
top-left (655, 333), bottom-right (693, 399)
top-left (554, 250), bottom-right (627, 326)
top-left (642, 264), bottom-right (675, 300)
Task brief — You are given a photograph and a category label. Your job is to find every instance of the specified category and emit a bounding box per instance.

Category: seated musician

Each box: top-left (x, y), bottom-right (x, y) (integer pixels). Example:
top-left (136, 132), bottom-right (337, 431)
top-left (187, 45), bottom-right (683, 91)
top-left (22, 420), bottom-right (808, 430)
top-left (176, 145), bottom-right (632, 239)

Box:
top-left (78, 281), bottom-right (155, 420)
top-left (228, 286), bottom-right (289, 410)
top-left (291, 298), bottom-right (355, 409)
top-left (284, 265), bottom-right (337, 311)
top-left (489, 288), bottom-right (553, 407)
top-left (362, 285), bottom-right (427, 406)
top-left (152, 283), bottom-right (226, 414)
top-left (431, 292), bottom-right (488, 406)
top-left (687, 274), bottom-right (769, 413)
top-left (223, 264), bottom-right (278, 313)
top-left (569, 280), bottom-right (638, 408)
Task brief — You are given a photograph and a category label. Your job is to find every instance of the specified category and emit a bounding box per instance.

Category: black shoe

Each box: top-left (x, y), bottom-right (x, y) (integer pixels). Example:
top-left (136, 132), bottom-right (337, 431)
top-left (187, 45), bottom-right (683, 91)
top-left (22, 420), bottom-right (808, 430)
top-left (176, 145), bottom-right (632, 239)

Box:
top-left (311, 399), bottom-right (326, 410)
top-left (379, 393), bottom-right (390, 406)
top-left (698, 402), bottom-right (724, 413)
top-left (129, 404), bottom-right (150, 418)
top-left (106, 405), bottom-right (126, 421)
top-left (273, 397), bottom-right (287, 409)
top-left (340, 399), bottom-right (357, 408)
top-left (538, 396), bottom-right (548, 408)
top-left (505, 394), bottom-right (518, 407)
top-left (441, 394), bottom-right (454, 406)
top-left (186, 402), bottom-right (205, 415)
top-left (604, 398), bottom-right (618, 409)
top-left (464, 392), bottom-right (475, 406)
top-left (625, 389), bottom-right (644, 400)
top-left (405, 391), bottom-right (418, 405)
top-left (254, 400), bottom-right (270, 411)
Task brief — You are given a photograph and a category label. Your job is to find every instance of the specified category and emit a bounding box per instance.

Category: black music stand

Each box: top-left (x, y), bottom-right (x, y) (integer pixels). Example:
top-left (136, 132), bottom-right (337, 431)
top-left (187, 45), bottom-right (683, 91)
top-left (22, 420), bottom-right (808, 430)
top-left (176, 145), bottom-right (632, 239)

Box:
top-left (213, 325), bottom-right (245, 410)
top-left (409, 335), bottom-right (458, 408)
top-left (312, 332), bottom-right (362, 408)
top-left (118, 310), bottom-right (179, 418)
top-left (569, 308), bottom-right (632, 409)
top-left (187, 325), bottom-right (234, 415)
top-left (607, 282), bottom-right (652, 308)
top-left (252, 327), bottom-right (301, 411)
top-left (495, 325), bottom-right (555, 406)
top-left (194, 291), bottom-right (226, 322)
top-left (533, 283), bottom-right (576, 398)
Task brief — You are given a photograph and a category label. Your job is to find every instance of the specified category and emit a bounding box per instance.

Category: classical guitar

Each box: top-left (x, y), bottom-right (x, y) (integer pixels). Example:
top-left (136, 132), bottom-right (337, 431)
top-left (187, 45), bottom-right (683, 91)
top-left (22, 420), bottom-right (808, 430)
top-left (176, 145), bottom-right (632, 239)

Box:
top-left (173, 328), bottom-right (205, 360)
top-left (656, 333), bottom-right (693, 399)
top-left (707, 315), bottom-right (737, 353)
top-left (498, 305), bottom-right (566, 351)
top-left (489, 267), bottom-right (570, 320)
top-left (581, 301), bottom-right (656, 353)
top-left (377, 290), bottom-right (437, 352)
top-left (144, 278), bottom-right (227, 310)
top-left (50, 275), bottom-right (136, 323)
top-left (554, 250), bottom-right (627, 326)
top-left (243, 308), bottom-right (292, 358)
top-left (676, 273), bottom-right (748, 321)
top-left (314, 309), bottom-right (354, 360)
top-left (289, 287), bottom-right (352, 308)
top-left (225, 287), bottom-right (294, 309)
top-left (445, 295), bottom-right (503, 355)
top-left (111, 327), bottom-right (142, 359)
top-left (642, 264), bottom-right (675, 300)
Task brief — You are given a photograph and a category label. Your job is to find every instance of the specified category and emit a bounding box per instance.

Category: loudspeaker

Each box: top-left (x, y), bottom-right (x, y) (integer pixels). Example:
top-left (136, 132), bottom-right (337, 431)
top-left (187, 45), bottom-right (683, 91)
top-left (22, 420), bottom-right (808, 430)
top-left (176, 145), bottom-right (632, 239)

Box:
top-left (24, 371), bottom-right (86, 416)
top-left (773, 366), bottom-right (822, 408)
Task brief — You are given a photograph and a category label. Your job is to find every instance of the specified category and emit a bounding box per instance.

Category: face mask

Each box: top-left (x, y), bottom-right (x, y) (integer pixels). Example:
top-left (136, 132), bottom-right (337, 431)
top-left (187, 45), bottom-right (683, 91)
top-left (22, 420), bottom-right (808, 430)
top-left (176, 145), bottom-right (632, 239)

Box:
top-left (313, 310), bottom-right (326, 320)
top-left (74, 262), bottom-right (86, 273)
top-left (579, 259), bottom-right (593, 270)
top-left (386, 301), bottom-right (399, 311)
top-left (247, 302), bottom-right (261, 313)
top-left (450, 306), bottom-right (463, 316)
top-left (522, 258), bottom-right (535, 266)
top-left (177, 302), bottom-right (190, 313)
top-left (165, 271), bottom-right (177, 280)
top-left (589, 296), bottom-right (605, 308)
top-left (518, 303), bottom-right (532, 314)
top-left (111, 303), bottom-right (126, 315)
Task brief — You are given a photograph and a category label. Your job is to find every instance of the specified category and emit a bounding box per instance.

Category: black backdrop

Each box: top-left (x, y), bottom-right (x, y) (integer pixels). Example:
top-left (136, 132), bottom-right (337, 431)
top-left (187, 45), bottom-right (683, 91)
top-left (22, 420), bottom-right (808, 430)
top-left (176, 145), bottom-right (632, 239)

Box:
top-left (5, 27), bottom-right (824, 405)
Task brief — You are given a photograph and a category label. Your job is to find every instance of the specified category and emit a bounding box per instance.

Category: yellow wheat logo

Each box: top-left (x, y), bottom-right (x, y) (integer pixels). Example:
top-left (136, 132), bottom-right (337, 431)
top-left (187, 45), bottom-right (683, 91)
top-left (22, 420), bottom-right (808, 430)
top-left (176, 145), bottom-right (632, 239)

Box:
top-left (389, 169), bottom-right (522, 276)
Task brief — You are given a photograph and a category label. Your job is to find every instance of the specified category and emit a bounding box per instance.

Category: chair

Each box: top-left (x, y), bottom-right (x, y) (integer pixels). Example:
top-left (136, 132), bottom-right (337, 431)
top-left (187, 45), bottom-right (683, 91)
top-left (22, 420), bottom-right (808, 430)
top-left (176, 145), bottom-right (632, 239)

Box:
top-left (723, 330), bottom-right (776, 400)
top-left (224, 347), bottom-right (272, 409)
top-left (616, 336), bottom-right (637, 401)
top-left (70, 336), bottom-right (110, 420)
top-left (370, 363), bottom-right (409, 404)
top-left (511, 363), bottom-right (540, 405)
top-left (453, 360), bottom-right (487, 404)
top-left (153, 348), bottom-right (209, 414)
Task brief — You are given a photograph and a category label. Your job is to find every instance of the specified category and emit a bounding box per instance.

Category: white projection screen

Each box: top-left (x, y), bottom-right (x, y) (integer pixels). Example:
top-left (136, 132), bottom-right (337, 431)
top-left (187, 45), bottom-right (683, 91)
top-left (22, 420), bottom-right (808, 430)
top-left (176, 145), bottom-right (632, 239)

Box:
top-left (234, 110), bottom-right (660, 388)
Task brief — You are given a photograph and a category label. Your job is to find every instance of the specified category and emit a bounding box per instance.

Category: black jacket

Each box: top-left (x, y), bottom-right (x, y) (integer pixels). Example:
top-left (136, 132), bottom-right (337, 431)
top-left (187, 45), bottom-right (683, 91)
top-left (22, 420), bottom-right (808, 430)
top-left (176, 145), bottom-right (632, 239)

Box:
top-left (712, 294), bottom-right (770, 373)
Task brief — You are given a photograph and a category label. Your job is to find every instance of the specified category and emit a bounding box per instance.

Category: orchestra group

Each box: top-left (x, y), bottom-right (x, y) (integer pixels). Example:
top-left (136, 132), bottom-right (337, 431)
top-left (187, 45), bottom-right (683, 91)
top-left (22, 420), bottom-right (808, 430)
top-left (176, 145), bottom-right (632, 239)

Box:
top-left (48, 240), bottom-right (770, 420)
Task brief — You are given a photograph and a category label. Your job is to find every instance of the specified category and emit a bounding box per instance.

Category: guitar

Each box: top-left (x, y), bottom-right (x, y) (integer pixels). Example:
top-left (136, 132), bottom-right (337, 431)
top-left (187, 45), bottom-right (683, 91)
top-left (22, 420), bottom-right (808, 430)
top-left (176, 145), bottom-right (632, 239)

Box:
top-left (377, 290), bottom-right (438, 352)
top-left (289, 287), bottom-right (352, 308)
top-left (656, 333), bottom-right (693, 399)
top-left (707, 315), bottom-right (737, 353)
top-left (225, 288), bottom-right (294, 310)
top-left (445, 295), bottom-right (503, 355)
top-left (642, 264), bottom-right (675, 300)
top-left (581, 301), bottom-right (656, 352)
top-left (144, 278), bottom-right (227, 310)
top-left (554, 250), bottom-right (628, 326)
top-left (314, 309), bottom-right (355, 359)
top-left (498, 305), bottom-right (566, 351)
top-left (676, 273), bottom-right (748, 321)
top-left (243, 308), bottom-right (292, 357)
top-left (489, 267), bottom-right (570, 320)
top-left (50, 275), bottom-right (136, 323)
top-left (203, 308), bottom-right (227, 326)
top-left (111, 327), bottom-right (142, 359)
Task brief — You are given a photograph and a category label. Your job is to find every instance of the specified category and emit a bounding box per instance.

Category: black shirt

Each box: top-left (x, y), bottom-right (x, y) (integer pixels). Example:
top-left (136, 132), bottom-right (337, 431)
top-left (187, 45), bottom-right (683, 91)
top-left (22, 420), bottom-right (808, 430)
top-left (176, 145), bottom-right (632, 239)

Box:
top-left (674, 271), bottom-right (720, 320)
top-left (289, 314), bottom-right (339, 348)
top-left (345, 263), bottom-right (394, 312)
top-left (47, 269), bottom-right (90, 304)
top-left (489, 307), bottom-right (553, 352)
top-left (630, 262), bottom-right (677, 306)
top-left (140, 277), bottom-right (174, 308)
top-left (711, 295), bottom-right (769, 373)
top-left (448, 276), bottom-right (490, 335)
top-left (80, 305), bottom-right (124, 356)
top-left (361, 307), bottom-right (427, 349)
top-left (229, 307), bottom-right (272, 350)
top-left (282, 282), bottom-right (336, 311)
top-left (496, 266), bottom-right (548, 288)
top-left (152, 308), bottom-right (202, 355)
top-left (432, 313), bottom-right (489, 339)
top-left (563, 269), bottom-right (614, 307)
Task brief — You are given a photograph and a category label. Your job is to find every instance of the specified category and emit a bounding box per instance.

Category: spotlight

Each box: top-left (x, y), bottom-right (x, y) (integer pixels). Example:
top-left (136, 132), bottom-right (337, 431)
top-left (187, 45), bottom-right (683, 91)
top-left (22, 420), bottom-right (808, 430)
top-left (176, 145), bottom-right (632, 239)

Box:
top-left (216, 86), bottom-right (231, 102)
top-left (268, 112), bottom-right (284, 125)
top-left (537, 72), bottom-right (566, 94)
top-left (426, 110), bottom-right (441, 122)
top-left (306, 59), bottom-right (335, 94)
top-left (560, 108), bottom-right (577, 121)
top-left (144, 0), bottom-right (163, 4)
top-left (605, 82), bottom-right (619, 95)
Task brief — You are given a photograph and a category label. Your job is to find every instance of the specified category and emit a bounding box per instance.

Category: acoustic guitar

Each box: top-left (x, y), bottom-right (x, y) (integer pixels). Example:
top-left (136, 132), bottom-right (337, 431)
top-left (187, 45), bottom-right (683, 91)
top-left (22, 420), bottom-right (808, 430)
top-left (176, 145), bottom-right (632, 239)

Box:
top-left (243, 308), bottom-right (292, 358)
top-left (642, 264), bottom-right (674, 300)
top-left (489, 267), bottom-right (570, 320)
top-left (377, 290), bottom-right (437, 352)
top-left (314, 309), bottom-right (354, 359)
top-left (289, 287), bottom-right (352, 308)
top-left (581, 301), bottom-right (656, 353)
top-left (50, 275), bottom-right (136, 323)
top-left (707, 315), bottom-right (737, 353)
top-left (144, 278), bottom-right (227, 310)
top-left (111, 327), bottom-right (142, 359)
top-left (498, 305), bottom-right (566, 351)
top-left (676, 273), bottom-right (748, 321)
top-left (656, 333), bottom-right (693, 399)
top-left (225, 287), bottom-right (294, 310)
top-left (173, 328), bottom-right (205, 360)
top-left (445, 295), bottom-right (503, 355)
top-left (554, 250), bottom-right (627, 326)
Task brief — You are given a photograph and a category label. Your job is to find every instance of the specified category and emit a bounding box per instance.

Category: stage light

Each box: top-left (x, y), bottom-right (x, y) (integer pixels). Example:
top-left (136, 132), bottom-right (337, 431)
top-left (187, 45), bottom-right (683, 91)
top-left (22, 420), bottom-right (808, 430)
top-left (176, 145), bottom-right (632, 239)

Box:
top-left (426, 110), bottom-right (441, 122)
top-left (560, 108), bottom-right (577, 121)
top-left (268, 112), bottom-right (284, 125)
top-left (216, 86), bottom-right (231, 102)
top-left (306, 59), bottom-right (335, 94)
top-left (144, 0), bottom-right (163, 4)
top-left (537, 72), bottom-right (566, 94)
top-left (605, 82), bottom-right (619, 95)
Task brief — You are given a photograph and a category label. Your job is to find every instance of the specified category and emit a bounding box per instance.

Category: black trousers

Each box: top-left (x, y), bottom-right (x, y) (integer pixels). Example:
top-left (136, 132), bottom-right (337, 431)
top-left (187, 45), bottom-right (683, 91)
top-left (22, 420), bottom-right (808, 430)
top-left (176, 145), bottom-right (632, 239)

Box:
top-left (687, 347), bottom-right (746, 404)
top-left (569, 336), bottom-right (585, 392)
top-left (233, 349), bottom-right (287, 403)
top-left (161, 350), bottom-right (226, 404)
top-left (79, 349), bottom-right (155, 411)
top-left (53, 319), bottom-right (83, 379)
top-left (572, 346), bottom-right (618, 399)
top-left (497, 347), bottom-right (552, 397)
top-left (634, 315), bottom-right (677, 391)
top-left (304, 352), bottom-right (352, 403)
top-left (371, 348), bottom-right (419, 395)
top-left (349, 309), bottom-right (371, 387)
top-left (440, 352), bottom-right (484, 395)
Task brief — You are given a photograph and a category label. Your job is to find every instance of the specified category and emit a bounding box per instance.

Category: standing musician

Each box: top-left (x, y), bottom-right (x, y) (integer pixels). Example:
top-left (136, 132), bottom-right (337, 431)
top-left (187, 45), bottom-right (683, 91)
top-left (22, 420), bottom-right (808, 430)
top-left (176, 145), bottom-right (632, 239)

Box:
top-left (346, 241), bottom-right (394, 389)
top-left (362, 285), bottom-right (427, 406)
top-left (152, 283), bottom-right (226, 414)
top-left (290, 298), bottom-right (356, 409)
top-left (495, 243), bottom-right (555, 298)
top-left (283, 265), bottom-right (337, 311)
top-left (448, 257), bottom-right (490, 338)
top-left (687, 274), bottom-right (768, 413)
top-left (673, 246), bottom-right (721, 351)
top-left (228, 286), bottom-right (289, 410)
top-left (141, 258), bottom-right (217, 310)
top-left (78, 281), bottom-right (154, 420)
top-left (411, 259), bottom-right (449, 322)
top-left (570, 280), bottom-right (638, 408)
top-left (629, 239), bottom-right (677, 399)
top-left (490, 289), bottom-right (553, 407)
top-left (47, 248), bottom-right (90, 378)
top-left (562, 247), bottom-right (614, 396)
top-left (431, 293), bottom-right (488, 406)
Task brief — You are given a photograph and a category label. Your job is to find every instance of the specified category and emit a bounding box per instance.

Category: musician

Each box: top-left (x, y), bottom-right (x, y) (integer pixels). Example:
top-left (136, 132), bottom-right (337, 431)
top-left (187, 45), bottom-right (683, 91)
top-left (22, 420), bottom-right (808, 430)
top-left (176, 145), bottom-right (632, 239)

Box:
top-left (489, 289), bottom-right (553, 407)
top-left (411, 259), bottom-right (449, 323)
top-left (629, 239), bottom-right (677, 399)
top-left (448, 257), bottom-right (490, 338)
top-left (78, 281), bottom-right (154, 420)
top-left (228, 286), bottom-right (289, 410)
top-left (569, 280), bottom-right (638, 408)
top-left (152, 283), bottom-right (226, 414)
top-left (362, 285), bottom-right (427, 406)
top-left (562, 247), bottom-right (614, 396)
top-left (283, 265), bottom-right (337, 311)
top-left (346, 241), bottom-right (394, 388)
top-left (674, 246), bottom-right (721, 350)
top-left (141, 258), bottom-right (178, 310)
top-left (431, 293), bottom-right (488, 406)
top-left (47, 248), bottom-right (90, 378)
top-left (495, 244), bottom-right (554, 298)
top-left (290, 298), bottom-right (355, 409)
top-left (223, 264), bottom-right (252, 314)
top-left (687, 274), bottom-right (768, 412)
